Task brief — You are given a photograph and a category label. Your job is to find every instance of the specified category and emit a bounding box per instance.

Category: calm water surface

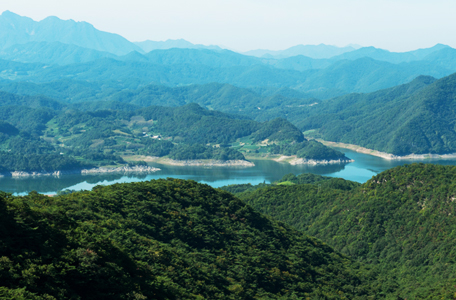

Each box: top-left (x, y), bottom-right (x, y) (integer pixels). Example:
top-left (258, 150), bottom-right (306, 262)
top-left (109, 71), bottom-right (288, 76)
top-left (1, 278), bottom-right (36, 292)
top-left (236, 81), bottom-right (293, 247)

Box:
top-left (4, 148), bottom-right (456, 195)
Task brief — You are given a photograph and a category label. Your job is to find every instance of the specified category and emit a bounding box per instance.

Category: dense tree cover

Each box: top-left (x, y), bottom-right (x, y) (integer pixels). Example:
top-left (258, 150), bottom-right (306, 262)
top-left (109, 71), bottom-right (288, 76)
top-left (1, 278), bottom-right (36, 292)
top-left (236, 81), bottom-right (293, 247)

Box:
top-left (139, 139), bottom-right (175, 157)
top-left (270, 140), bottom-right (348, 160)
top-left (75, 100), bottom-right (140, 112)
top-left (6, 136), bottom-right (56, 155)
top-left (0, 179), bottom-right (374, 299)
top-left (0, 91), bottom-right (65, 110)
top-left (0, 129), bottom-right (94, 172)
top-left (292, 74), bottom-right (456, 155)
top-left (138, 104), bottom-right (259, 145)
top-left (238, 164), bottom-right (456, 298)
top-left (0, 121), bottom-right (19, 145)
top-left (141, 140), bottom-right (247, 161)
top-left (275, 173), bottom-right (361, 190)
top-left (219, 173), bottom-right (360, 196)
top-left (0, 78), bottom-right (324, 115)
top-left (105, 83), bottom-right (321, 117)
top-left (0, 106), bottom-right (56, 135)
top-left (0, 78), bottom-right (130, 104)
top-left (3, 57), bottom-right (456, 158)
top-left (0, 153), bottom-right (90, 172)
top-left (0, 121), bottom-right (19, 136)
top-left (250, 118), bottom-right (304, 143)
top-left (0, 100), bottom-right (349, 171)
top-left (168, 144), bottom-right (246, 161)
top-left (46, 104), bottom-right (257, 161)
top-left (218, 183), bottom-right (271, 194)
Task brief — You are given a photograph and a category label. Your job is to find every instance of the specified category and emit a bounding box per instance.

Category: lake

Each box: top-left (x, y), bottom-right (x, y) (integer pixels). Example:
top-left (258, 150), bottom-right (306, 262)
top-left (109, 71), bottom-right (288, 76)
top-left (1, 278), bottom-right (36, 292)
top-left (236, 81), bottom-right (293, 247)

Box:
top-left (5, 148), bottom-right (456, 195)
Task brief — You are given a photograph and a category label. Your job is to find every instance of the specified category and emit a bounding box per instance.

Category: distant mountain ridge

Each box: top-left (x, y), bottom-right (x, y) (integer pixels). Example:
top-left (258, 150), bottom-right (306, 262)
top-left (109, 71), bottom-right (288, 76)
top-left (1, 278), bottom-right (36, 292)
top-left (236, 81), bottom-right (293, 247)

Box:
top-left (331, 44), bottom-right (451, 63)
top-left (1, 10), bottom-right (456, 108)
top-left (244, 44), bottom-right (359, 59)
top-left (134, 39), bottom-right (223, 52)
top-left (0, 51), bottom-right (454, 101)
top-left (0, 41), bottom-right (116, 65)
top-left (0, 10), bottom-right (143, 55)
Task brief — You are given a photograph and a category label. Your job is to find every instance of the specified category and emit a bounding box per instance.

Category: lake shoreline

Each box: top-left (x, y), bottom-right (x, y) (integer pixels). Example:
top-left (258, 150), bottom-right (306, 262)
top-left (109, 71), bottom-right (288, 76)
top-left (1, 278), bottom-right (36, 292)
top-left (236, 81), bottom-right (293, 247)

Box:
top-left (126, 154), bottom-right (352, 166)
top-left (317, 139), bottom-right (456, 160)
top-left (245, 153), bottom-right (354, 165)
top-left (124, 155), bottom-right (256, 167)
top-left (0, 165), bottom-right (161, 178)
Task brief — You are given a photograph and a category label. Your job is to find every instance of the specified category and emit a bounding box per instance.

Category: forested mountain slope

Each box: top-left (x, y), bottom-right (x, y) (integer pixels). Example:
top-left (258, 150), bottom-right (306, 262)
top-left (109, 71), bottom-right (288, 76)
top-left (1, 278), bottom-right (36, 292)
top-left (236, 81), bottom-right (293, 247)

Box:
top-left (0, 41), bottom-right (115, 65)
top-left (295, 73), bottom-right (456, 155)
top-left (103, 82), bottom-right (319, 116)
top-left (0, 47), bottom-right (454, 98)
top-left (0, 178), bottom-right (372, 299)
top-left (238, 164), bottom-right (456, 298)
top-left (0, 92), bottom-right (349, 172)
top-left (1, 11), bottom-right (456, 102)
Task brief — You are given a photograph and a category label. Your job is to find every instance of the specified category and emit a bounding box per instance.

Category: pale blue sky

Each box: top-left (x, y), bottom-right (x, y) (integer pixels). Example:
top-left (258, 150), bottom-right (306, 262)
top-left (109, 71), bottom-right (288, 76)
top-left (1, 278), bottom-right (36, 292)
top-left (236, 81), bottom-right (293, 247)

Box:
top-left (0, 0), bottom-right (455, 52)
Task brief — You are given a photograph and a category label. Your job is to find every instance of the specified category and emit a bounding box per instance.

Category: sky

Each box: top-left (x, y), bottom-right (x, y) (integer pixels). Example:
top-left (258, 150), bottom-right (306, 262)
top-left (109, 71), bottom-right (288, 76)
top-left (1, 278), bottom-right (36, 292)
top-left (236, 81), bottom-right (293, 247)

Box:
top-left (0, 0), bottom-right (455, 52)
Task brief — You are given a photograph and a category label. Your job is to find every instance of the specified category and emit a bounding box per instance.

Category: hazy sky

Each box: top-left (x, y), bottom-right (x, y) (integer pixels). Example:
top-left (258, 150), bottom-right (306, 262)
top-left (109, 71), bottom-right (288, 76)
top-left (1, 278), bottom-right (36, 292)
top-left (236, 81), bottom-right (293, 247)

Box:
top-left (0, 0), bottom-right (455, 52)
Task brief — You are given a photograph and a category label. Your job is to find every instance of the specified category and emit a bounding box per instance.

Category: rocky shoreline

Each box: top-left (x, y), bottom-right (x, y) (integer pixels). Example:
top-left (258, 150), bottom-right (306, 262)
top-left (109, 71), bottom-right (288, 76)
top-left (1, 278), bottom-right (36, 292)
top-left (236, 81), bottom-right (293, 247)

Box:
top-left (273, 155), bottom-right (354, 165)
top-left (126, 156), bottom-right (255, 167)
top-left (317, 139), bottom-right (456, 160)
top-left (0, 165), bottom-right (161, 178)
top-left (160, 159), bottom-right (255, 167)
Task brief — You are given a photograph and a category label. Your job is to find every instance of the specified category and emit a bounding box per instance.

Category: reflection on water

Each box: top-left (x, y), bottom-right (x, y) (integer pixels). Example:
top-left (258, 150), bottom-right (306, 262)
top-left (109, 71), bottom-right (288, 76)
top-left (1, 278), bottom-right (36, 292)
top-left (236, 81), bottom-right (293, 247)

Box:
top-left (4, 148), bottom-right (456, 195)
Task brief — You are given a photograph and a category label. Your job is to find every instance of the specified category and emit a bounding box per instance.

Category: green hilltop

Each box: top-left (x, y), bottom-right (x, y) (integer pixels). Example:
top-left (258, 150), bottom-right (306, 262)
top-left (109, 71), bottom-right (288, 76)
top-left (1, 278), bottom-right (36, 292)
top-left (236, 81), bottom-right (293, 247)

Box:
top-left (0, 178), bottom-right (371, 299)
top-left (0, 92), bottom-right (348, 173)
top-left (236, 163), bottom-right (456, 298)
top-left (292, 73), bottom-right (456, 155)
top-left (2, 164), bottom-right (456, 298)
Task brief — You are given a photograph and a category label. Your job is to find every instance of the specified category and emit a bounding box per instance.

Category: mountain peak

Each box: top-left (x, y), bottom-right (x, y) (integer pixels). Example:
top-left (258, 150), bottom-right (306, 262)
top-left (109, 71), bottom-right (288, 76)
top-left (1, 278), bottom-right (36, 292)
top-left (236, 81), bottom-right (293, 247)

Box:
top-left (1, 10), bottom-right (19, 17)
top-left (0, 11), bottom-right (141, 55)
top-left (0, 10), bottom-right (29, 21)
top-left (431, 43), bottom-right (450, 50)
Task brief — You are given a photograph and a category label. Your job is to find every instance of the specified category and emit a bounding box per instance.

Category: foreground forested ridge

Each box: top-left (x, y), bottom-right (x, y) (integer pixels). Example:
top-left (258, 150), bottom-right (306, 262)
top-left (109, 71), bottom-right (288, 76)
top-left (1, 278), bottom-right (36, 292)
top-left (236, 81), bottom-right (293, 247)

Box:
top-left (237, 164), bottom-right (456, 298)
top-left (0, 179), bottom-right (372, 299)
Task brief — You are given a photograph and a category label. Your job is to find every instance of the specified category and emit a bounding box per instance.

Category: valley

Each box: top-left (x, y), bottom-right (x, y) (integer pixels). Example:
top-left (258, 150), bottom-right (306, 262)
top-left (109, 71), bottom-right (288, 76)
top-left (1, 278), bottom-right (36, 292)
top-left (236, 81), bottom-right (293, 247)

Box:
top-left (1, 8), bottom-right (456, 300)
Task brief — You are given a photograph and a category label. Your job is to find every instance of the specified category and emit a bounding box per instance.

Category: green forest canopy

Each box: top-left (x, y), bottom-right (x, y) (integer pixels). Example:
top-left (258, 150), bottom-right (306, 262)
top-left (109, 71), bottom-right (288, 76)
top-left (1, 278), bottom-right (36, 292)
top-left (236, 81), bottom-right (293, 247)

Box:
top-left (237, 163), bottom-right (456, 299)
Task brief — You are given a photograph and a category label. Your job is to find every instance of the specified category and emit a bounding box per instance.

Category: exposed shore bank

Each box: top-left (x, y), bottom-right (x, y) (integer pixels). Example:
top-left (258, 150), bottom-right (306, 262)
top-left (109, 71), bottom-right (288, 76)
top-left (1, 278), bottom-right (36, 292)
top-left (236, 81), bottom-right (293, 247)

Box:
top-left (317, 139), bottom-right (456, 160)
top-left (125, 155), bottom-right (255, 167)
top-left (273, 155), bottom-right (354, 165)
top-left (245, 153), bottom-right (353, 165)
top-left (0, 165), bottom-right (161, 178)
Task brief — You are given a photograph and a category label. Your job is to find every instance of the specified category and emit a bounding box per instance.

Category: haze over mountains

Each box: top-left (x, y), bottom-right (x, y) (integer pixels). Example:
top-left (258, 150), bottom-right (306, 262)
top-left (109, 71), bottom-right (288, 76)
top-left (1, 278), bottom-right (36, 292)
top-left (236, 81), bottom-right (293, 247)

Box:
top-left (243, 44), bottom-right (361, 59)
top-left (0, 11), bottom-right (142, 55)
top-left (3, 9), bottom-right (456, 299)
top-left (1, 10), bottom-right (456, 157)
top-left (134, 39), bottom-right (223, 52)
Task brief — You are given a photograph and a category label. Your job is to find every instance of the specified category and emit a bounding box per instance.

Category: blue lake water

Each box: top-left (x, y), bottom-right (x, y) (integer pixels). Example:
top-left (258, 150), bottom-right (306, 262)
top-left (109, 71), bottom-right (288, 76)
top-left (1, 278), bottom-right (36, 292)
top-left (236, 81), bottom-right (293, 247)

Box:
top-left (4, 148), bottom-right (456, 195)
